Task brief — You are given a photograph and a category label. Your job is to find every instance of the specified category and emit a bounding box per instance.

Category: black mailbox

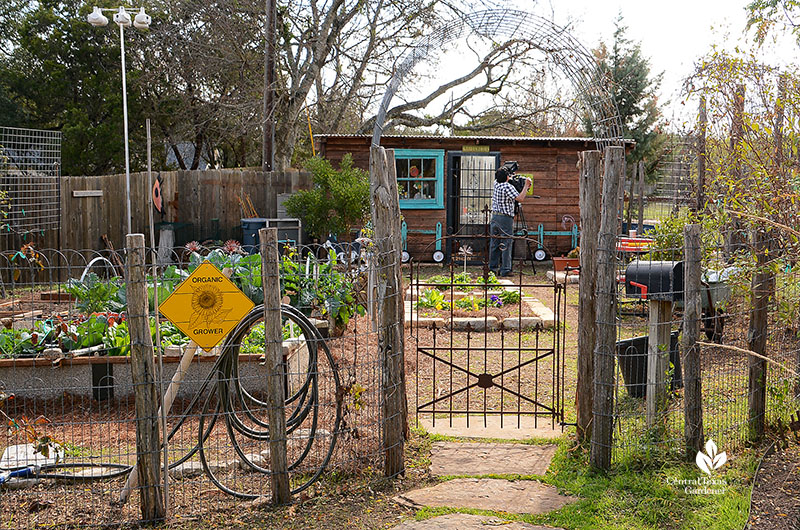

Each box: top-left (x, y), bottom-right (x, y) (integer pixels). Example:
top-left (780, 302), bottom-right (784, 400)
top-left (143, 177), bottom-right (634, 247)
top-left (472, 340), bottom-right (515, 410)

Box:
top-left (625, 260), bottom-right (684, 302)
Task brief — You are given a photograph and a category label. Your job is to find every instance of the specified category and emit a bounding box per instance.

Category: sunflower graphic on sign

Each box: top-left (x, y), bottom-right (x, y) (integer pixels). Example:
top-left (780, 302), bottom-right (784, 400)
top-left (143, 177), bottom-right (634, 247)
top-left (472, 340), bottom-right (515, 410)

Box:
top-left (189, 282), bottom-right (232, 328)
top-left (159, 262), bottom-right (254, 351)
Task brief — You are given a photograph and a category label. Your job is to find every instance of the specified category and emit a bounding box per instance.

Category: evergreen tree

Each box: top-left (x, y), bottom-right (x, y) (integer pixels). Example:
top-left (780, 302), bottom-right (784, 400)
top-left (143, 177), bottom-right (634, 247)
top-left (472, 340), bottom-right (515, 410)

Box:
top-left (589, 16), bottom-right (665, 170)
top-left (0, 0), bottom-right (146, 176)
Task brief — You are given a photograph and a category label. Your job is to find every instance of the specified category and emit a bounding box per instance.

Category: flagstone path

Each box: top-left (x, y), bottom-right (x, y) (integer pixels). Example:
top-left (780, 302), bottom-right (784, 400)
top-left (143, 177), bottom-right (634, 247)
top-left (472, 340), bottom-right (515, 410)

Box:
top-left (390, 423), bottom-right (574, 529)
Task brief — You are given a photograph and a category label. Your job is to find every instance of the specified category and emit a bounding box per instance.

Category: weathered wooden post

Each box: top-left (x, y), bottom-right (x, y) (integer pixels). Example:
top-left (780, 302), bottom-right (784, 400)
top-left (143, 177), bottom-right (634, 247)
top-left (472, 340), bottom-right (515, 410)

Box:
top-left (591, 146), bottom-right (624, 470)
top-left (125, 233), bottom-right (165, 522)
top-left (748, 229), bottom-right (773, 443)
top-left (625, 163), bottom-right (635, 232)
top-left (697, 97), bottom-right (707, 213)
top-left (259, 227), bottom-right (291, 504)
top-left (726, 85), bottom-right (747, 259)
top-left (646, 298), bottom-right (672, 428)
top-left (577, 150), bottom-right (601, 442)
top-left (637, 160), bottom-right (645, 234)
top-left (369, 145), bottom-right (407, 477)
top-left (683, 224), bottom-right (703, 456)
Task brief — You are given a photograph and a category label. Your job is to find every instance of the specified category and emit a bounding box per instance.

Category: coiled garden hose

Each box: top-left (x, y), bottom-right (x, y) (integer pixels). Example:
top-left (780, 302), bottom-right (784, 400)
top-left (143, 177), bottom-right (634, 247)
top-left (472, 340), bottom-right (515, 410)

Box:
top-left (0, 305), bottom-right (341, 500)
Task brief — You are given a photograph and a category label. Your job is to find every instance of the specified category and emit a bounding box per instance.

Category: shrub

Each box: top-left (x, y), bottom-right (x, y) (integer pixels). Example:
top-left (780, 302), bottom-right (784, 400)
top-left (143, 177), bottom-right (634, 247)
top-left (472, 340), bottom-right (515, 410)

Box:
top-left (284, 154), bottom-right (370, 241)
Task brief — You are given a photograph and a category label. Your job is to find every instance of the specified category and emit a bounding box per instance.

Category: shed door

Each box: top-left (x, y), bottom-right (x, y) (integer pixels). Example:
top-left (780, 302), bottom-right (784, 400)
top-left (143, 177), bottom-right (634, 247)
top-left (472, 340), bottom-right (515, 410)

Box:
top-left (447, 152), bottom-right (500, 260)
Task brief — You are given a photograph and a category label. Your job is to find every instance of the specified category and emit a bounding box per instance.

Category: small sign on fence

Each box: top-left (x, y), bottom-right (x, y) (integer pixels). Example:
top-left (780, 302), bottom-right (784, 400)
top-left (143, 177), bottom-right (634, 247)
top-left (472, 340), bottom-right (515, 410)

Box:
top-left (159, 262), bottom-right (254, 351)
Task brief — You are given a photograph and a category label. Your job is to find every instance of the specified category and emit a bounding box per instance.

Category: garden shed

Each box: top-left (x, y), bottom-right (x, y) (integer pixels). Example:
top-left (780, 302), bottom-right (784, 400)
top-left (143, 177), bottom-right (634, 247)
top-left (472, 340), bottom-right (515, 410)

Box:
top-left (317, 134), bottom-right (627, 262)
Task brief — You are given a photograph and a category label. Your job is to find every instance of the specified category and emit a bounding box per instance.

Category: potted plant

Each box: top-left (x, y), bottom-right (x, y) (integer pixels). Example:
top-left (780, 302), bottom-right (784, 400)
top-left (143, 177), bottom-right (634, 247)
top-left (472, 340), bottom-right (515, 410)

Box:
top-left (552, 247), bottom-right (580, 272)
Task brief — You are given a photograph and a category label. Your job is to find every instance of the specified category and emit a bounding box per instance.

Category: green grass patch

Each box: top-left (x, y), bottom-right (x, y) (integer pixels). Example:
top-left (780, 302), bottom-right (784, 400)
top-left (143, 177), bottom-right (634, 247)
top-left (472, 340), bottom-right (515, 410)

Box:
top-left (529, 439), bottom-right (755, 529)
top-left (409, 432), bottom-right (757, 530)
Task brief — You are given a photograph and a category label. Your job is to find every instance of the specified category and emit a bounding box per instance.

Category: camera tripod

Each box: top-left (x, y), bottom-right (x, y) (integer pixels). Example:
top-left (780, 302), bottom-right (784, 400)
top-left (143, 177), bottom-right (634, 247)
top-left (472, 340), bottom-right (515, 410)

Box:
top-left (513, 201), bottom-right (540, 274)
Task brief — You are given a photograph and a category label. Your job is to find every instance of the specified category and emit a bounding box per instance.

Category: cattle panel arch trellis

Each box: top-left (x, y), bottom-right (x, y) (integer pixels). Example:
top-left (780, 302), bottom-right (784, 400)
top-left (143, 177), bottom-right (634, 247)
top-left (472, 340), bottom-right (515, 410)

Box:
top-left (370, 8), bottom-right (624, 150)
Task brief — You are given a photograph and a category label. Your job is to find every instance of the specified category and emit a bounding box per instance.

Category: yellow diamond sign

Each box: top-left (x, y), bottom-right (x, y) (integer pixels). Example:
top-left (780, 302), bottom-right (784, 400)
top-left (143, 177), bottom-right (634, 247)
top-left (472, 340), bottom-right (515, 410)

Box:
top-left (159, 262), bottom-right (255, 351)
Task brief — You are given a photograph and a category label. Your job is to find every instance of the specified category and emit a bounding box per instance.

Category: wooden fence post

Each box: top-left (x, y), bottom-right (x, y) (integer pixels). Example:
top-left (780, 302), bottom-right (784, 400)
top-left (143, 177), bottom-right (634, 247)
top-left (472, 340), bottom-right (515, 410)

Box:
top-left (369, 146), bottom-right (407, 477)
top-left (696, 98), bottom-right (707, 213)
top-left (637, 160), bottom-right (645, 234)
top-left (259, 227), bottom-right (291, 504)
top-left (625, 163), bottom-right (635, 232)
top-left (125, 233), bottom-right (165, 522)
top-left (748, 229), bottom-right (773, 443)
top-left (683, 224), bottom-right (704, 456)
top-left (646, 299), bottom-right (672, 428)
top-left (577, 150), bottom-right (601, 442)
top-left (591, 146), bottom-right (624, 470)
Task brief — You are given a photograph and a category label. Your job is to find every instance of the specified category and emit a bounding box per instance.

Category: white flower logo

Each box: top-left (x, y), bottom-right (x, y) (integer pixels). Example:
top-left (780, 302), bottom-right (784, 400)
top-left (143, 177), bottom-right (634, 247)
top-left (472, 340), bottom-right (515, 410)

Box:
top-left (696, 439), bottom-right (727, 475)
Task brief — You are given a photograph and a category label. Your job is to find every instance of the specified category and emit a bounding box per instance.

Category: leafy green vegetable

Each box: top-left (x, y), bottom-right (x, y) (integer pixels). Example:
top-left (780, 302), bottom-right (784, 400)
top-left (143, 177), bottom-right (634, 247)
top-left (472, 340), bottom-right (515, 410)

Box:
top-left (65, 273), bottom-right (124, 313)
top-left (415, 288), bottom-right (450, 310)
top-left (103, 321), bottom-right (130, 356)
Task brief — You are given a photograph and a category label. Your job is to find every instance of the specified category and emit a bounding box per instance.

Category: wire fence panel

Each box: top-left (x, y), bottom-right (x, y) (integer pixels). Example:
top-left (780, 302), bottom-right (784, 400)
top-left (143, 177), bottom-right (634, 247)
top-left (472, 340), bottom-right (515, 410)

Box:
top-left (0, 240), bottom-right (396, 528)
top-left (0, 126), bottom-right (61, 238)
top-left (610, 224), bottom-right (800, 464)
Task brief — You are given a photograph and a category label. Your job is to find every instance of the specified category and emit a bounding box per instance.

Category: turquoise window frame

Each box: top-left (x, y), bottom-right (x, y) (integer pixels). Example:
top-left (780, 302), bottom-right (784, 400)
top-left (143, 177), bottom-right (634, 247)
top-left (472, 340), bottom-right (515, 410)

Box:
top-left (395, 149), bottom-right (445, 209)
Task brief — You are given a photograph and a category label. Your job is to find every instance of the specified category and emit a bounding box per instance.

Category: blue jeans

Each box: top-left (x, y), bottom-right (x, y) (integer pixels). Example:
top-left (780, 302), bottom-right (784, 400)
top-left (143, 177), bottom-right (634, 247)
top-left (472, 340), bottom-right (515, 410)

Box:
top-left (489, 213), bottom-right (514, 275)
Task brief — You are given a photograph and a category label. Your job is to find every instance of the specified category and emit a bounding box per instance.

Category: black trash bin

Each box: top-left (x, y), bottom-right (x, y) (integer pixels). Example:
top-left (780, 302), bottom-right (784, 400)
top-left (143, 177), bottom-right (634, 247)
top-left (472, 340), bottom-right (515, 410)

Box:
top-left (616, 331), bottom-right (683, 398)
top-left (241, 218), bottom-right (268, 254)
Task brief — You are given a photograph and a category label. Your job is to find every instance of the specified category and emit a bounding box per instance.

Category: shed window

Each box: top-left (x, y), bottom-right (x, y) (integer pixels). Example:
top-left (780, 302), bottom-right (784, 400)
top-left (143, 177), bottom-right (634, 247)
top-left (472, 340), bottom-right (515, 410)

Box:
top-left (395, 149), bottom-right (444, 209)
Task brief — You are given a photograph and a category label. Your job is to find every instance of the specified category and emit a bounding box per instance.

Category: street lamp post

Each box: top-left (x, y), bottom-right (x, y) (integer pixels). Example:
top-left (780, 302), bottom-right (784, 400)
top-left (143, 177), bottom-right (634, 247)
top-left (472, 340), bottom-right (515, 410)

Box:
top-left (87, 6), bottom-right (151, 235)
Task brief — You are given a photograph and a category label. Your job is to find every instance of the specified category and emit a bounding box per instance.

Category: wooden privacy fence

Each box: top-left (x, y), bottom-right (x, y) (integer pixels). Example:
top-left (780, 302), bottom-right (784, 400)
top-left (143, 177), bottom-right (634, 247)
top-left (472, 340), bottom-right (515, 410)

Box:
top-left (3, 168), bottom-right (310, 252)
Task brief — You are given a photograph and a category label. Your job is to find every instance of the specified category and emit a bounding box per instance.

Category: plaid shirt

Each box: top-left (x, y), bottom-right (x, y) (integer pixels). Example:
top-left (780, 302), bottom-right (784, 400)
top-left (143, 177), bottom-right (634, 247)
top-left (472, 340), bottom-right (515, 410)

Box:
top-left (492, 181), bottom-right (518, 217)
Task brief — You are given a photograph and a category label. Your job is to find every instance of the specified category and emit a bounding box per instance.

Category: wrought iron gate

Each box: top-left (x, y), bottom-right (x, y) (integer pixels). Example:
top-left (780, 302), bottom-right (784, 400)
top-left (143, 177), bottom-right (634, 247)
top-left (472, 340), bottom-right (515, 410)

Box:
top-left (408, 248), bottom-right (567, 429)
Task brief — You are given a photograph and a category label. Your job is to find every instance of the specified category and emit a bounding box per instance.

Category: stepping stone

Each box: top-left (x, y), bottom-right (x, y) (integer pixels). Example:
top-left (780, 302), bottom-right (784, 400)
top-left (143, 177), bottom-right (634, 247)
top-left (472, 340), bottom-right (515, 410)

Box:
top-left (58, 466), bottom-right (121, 481)
top-left (418, 416), bottom-right (563, 441)
top-left (546, 270), bottom-right (580, 285)
top-left (170, 462), bottom-right (206, 479)
top-left (501, 316), bottom-right (543, 330)
top-left (430, 442), bottom-right (557, 477)
top-left (170, 459), bottom-right (235, 479)
top-left (393, 478), bottom-right (576, 515)
top-left (1, 443), bottom-right (62, 469)
top-left (448, 317), bottom-right (499, 332)
top-left (1, 478), bottom-right (40, 490)
top-left (239, 453), bottom-right (266, 470)
top-left (522, 298), bottom-right (554, 328)
top-left (392, 513), bottom-right (564, 529)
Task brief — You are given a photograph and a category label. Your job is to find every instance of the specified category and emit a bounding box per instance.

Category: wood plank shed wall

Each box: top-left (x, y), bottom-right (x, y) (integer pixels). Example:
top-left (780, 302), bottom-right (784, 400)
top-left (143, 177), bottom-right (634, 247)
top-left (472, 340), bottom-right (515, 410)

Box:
top-left (1, 168), bottom-right (310, 252)
top-left (318, 135), bottom-right (596, 258)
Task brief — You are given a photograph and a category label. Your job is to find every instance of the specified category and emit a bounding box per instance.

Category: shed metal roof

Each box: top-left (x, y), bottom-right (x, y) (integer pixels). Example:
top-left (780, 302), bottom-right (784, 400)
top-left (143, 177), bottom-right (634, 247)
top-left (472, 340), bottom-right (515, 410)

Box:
top-left (316, 133), bottom-right (634, 144)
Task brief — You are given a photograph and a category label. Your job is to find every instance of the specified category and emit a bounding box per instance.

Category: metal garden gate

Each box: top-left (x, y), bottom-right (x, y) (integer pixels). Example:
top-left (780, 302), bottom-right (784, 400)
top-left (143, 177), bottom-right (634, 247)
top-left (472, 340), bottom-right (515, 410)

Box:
top-left (408, 247), bottom-right (567, 430)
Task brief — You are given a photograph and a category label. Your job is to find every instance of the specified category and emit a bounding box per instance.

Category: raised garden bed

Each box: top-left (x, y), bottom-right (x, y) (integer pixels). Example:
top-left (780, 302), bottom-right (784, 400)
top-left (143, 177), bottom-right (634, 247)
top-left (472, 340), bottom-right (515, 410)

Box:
top-left (0, 337), bottom-right (309, 401)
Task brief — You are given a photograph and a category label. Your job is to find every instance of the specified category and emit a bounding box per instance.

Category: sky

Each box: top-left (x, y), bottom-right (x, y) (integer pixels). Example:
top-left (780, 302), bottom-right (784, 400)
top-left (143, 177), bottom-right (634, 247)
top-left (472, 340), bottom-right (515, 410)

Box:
top-left (421, 0), bottom-right (797, 132)
top-left (531, 0), bottom-right (797, 125)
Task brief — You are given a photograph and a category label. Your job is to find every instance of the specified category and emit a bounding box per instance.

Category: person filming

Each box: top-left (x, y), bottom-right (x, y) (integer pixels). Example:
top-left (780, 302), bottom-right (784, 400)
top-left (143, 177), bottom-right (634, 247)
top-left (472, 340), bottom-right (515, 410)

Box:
top-left (489, 161), bottom-right (530, 277)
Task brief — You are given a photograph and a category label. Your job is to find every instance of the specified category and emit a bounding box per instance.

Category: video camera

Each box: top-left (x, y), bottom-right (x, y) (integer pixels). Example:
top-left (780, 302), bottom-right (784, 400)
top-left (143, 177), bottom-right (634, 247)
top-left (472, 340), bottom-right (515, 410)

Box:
top-left (495, 160), bottom-right (527, 193)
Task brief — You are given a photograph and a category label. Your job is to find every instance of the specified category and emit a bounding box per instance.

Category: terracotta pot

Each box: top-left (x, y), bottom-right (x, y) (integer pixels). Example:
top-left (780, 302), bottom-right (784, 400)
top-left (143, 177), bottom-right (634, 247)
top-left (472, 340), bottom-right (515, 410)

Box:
top-left (552, 257), bottom-right (580, 272)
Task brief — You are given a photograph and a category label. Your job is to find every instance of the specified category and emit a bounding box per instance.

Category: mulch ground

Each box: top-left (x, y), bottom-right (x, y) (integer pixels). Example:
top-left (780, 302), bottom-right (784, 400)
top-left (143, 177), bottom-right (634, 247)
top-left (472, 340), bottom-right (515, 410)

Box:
top-left (747, 440), bottom-right (800, 529)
